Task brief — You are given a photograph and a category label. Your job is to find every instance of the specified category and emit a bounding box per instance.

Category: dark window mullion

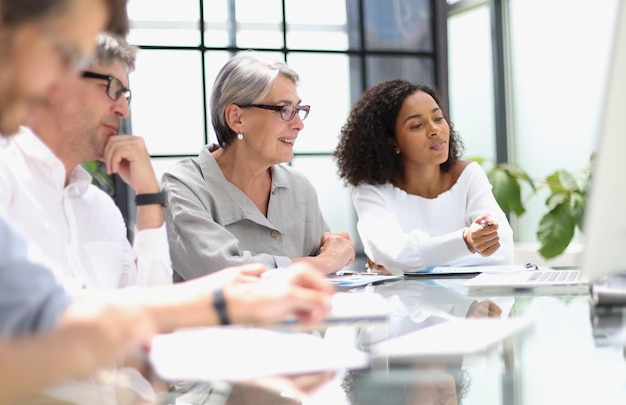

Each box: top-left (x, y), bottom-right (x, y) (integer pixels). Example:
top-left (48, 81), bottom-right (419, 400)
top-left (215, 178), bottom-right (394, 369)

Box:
top-left (488, 0), bottom-right (509, 164)
top-left (199, 0), bottom-right (209, 145)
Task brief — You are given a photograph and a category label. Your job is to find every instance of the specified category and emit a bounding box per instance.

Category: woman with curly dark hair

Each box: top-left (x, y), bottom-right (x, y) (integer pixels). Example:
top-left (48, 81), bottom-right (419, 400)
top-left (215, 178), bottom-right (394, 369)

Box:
top-left (334, 79), bottom-right (513, 274)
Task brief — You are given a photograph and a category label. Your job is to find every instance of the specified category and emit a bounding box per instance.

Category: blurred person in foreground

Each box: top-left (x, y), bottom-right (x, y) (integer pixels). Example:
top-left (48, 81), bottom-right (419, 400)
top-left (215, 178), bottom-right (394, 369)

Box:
top-left (0, 2), bottom-right (334, 404)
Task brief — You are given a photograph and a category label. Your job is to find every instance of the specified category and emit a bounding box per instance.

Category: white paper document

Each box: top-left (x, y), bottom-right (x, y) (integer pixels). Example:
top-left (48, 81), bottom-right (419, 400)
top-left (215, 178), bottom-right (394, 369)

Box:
top-left (149, 327), bottom-right (369, 382)
top-left (371, 317), bottom-right (534, 359)
top-left (327, 274), bottom-right (403, 288)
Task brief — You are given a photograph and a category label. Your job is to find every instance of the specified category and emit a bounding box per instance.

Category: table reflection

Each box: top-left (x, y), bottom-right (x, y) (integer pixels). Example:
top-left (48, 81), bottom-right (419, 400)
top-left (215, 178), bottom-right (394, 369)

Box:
top-left (343, 359), bottom-right (469, 405)
top-left (26, 276), bottom-right (626, 405)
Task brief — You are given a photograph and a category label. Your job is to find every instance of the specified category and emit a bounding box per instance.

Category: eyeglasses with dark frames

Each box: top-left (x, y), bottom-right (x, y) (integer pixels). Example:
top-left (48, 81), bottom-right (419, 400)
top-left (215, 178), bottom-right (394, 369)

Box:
top-left (239, 104), bottom-right (310, 121)
top-left (81, 71), bottom-right (132, 104)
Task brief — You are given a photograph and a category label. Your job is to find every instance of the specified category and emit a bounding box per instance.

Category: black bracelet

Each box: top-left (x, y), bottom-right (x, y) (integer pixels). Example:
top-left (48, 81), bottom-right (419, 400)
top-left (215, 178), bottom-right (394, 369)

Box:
top-left (213, 288), bottom-right (230, 325)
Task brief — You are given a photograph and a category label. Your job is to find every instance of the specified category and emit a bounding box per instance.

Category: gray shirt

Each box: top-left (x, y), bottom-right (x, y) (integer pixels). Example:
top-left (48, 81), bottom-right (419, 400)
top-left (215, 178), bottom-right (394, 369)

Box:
top-left (162, 146), bottom-right (329, 281)
top-left (0, 218), bottom-right (72, 336)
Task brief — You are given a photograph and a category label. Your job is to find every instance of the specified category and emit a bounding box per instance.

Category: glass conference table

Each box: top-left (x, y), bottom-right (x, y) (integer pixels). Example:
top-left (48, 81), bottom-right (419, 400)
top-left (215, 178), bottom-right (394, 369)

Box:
top-left (153, 273), bottom-right (626, 405)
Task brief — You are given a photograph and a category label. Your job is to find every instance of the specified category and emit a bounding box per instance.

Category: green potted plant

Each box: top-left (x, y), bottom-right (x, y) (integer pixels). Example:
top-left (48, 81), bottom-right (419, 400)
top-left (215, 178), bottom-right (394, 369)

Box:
top-left (82, 161), bottom-right (115, 197)
top-left (470, 157), bottom-right (591, 259)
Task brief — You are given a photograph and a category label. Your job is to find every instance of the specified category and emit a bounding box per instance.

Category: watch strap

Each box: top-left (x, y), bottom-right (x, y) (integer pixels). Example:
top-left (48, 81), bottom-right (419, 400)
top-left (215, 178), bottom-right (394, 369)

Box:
top-left (213, 288), bottom-right (230, 325)
top-left (135, 191), bottom-right (167, 207)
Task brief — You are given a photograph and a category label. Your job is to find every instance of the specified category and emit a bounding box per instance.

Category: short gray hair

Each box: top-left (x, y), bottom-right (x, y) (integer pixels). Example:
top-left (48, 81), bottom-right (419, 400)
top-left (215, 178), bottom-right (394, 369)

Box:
top-left (210, 51), bottom-right (300, 148)
top-left (91, 33), bottom-right (139, 73)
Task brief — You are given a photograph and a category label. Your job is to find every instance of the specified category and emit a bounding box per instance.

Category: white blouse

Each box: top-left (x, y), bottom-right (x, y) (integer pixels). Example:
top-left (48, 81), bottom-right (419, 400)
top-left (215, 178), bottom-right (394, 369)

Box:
top-left (353, 162), bottom-right (514, 274)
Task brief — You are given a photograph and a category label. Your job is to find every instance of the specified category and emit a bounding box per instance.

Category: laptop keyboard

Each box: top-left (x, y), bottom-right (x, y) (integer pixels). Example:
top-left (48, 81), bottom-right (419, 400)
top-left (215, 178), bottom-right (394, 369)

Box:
top-left (529, 270), bottom-right (580, 283)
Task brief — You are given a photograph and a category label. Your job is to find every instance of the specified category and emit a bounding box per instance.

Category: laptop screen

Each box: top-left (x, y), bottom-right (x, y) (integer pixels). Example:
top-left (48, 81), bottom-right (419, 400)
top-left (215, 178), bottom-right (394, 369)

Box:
top-left (580, 0), bottom-right (626, 282)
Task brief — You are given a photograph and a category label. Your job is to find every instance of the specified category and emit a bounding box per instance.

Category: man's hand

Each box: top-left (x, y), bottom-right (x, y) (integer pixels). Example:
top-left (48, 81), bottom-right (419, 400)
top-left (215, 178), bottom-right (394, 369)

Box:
top-left (102, 135), bottom-right (164, 230)
top-left (204, 263), bottom-right (270, 288)
top-left (101, 135), bottom-right (159, 194)
top-left (224, 262), bottom-right (334, 326)
top-left (55, 294), bottom-right (157, 376)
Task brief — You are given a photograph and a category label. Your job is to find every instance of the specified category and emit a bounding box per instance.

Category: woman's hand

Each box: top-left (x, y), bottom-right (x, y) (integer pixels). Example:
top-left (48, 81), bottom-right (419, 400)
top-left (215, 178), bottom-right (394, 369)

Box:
top-left (365, 257), bottom-right (392, 275)
top-left (463, 215), bottom-right (501, 256)
top-left (314, 232), bottom-right (356, 273)
top-left (466, 299), bottom-right (503, 318)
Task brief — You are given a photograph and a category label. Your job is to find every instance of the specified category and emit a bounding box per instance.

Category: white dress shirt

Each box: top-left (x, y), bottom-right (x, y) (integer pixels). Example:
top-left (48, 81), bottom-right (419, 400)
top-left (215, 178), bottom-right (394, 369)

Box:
top-left (0, 128), bottom-right (172, 290)
top-left (353, 162), bottom-right (514, 274)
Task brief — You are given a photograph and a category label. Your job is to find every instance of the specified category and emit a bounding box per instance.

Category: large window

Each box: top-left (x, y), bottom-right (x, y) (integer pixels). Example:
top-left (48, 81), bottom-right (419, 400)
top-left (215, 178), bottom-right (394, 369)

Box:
top-left (447, 3), bottom-right (496, 160)
top-left (507, 0), bottom-right (620, 242)
top-left (124, 0), bottom-right (448, 253)
top-left (447, 0), bottom-right (620, 246)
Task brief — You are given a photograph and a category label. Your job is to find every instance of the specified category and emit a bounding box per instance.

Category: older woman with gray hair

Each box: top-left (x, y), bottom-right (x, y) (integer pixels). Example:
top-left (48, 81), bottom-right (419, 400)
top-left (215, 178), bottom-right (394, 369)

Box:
top-left (163, 51), bottom-right (355, 280)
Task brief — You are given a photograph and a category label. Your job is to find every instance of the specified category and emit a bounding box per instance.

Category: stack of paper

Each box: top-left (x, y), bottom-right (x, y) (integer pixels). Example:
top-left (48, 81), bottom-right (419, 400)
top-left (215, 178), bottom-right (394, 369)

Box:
top-left (149, 327), bottom-right (369, 382)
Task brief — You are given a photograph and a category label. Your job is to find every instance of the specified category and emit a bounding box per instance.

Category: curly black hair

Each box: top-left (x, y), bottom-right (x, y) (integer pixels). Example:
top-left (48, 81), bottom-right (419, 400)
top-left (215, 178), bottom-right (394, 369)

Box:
top-left (334, 79), bottom-right (464, 187)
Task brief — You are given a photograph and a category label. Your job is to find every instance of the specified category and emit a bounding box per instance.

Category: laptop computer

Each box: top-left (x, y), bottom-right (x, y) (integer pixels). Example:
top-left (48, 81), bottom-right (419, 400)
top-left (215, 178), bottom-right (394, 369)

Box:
top-left (464, 266), bottom-right (589, 294)
top-left (466, 2), bottom-right (626, 295)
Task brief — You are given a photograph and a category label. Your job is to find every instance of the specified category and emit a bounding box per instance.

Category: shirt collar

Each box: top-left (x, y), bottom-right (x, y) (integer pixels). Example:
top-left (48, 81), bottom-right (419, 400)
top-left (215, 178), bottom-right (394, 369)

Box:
top-left (14, 127), bottom-right (92, 196)
top-left (198, 146), bottom-right (289, 228)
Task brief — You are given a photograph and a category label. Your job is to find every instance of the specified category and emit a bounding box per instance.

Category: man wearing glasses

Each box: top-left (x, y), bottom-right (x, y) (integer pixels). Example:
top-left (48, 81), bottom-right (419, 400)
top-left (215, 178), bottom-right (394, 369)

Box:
top-left (0, 3), bottom-right (334, 403)
top-left (0, 33), bottom-right (172, 293)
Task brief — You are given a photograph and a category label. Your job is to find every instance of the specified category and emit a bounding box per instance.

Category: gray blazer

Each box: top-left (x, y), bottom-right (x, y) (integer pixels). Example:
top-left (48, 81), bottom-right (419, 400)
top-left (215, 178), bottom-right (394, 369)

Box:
top-left (162, 146), bottom-right (329, 281)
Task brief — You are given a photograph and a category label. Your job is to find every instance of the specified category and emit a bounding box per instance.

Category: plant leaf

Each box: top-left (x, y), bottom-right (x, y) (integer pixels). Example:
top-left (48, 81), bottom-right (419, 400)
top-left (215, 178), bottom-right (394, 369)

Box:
top-left (537, 201), bottom-right (577, 259)
top-left (487, 168), bottom-right (525, 216)
top-left (502, 165), bottom-right (537, 191)
top-left (557, 170), bottom-right (579, 192)
top-left (467, 156), bottom-right (486, 166)
top-left (81, 161), bottom-right (114, 197)
top-left (545, 171), bottom-right (566, 194)
top-left (545, 191), bottom-right (568, 209)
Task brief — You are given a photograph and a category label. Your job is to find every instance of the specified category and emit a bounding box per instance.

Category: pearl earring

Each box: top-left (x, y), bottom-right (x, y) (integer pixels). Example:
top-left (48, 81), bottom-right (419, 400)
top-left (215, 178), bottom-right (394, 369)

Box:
top-left (395, 149), bottom-right (400, 154)
top-left (237, 133), bottom-right (244, 140)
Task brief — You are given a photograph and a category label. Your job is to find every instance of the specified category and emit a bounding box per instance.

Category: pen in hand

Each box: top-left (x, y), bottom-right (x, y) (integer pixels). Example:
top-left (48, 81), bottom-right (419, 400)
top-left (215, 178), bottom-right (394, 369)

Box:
top-left (479, 217), bottom-right (496, 228)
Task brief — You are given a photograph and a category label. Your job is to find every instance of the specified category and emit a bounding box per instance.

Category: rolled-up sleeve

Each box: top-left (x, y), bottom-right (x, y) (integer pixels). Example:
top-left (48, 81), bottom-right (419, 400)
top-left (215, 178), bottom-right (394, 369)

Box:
top-left (133, 224), bottom-right (173, 286)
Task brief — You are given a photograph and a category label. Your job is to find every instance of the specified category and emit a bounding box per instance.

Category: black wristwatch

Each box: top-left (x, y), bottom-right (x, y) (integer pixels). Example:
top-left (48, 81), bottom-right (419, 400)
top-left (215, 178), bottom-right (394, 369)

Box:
top-left (135, 191), bottom-right (168, 207)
